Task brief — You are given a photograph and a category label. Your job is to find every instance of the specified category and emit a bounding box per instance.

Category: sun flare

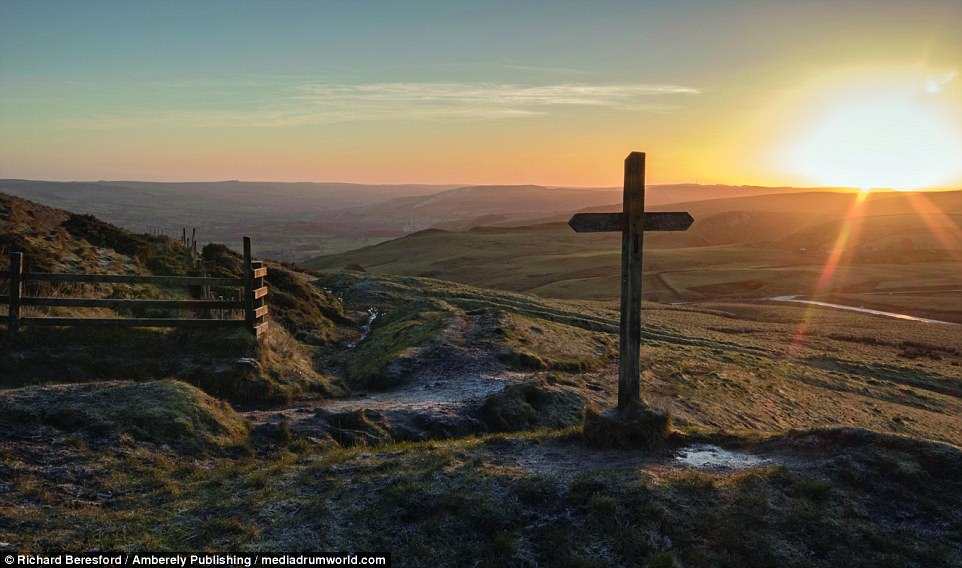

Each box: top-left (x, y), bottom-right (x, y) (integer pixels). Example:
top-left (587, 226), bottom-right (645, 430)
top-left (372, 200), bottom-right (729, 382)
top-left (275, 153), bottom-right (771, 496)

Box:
top-left (790, 96), bottom-right (962, 189)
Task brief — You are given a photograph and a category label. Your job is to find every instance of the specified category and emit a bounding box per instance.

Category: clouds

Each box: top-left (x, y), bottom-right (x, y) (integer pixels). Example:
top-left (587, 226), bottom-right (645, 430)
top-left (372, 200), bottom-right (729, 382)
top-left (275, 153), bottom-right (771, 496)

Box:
top-left (294, 81), bottom-right (699, 115)
top-left (56, 80), bottom-right (701, 129)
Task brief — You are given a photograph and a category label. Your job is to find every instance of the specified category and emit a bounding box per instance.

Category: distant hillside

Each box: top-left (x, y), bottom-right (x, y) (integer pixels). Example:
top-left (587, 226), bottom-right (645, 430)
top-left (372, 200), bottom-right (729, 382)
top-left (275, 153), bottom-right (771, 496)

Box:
top-left (305, 189), bottom-right (962, 307)
top-left (654, 188), bottom-right (962, 218)
top-left (0, 179), bottom-right (456, 261)
top-left (0, 179), bottom-right (452, 217)
top-left (321, 185), bottom-right (622, 234)
top-left (425, 184), bottom-right (849, 231)
top-left (2, 178), bottom-right (868, 262)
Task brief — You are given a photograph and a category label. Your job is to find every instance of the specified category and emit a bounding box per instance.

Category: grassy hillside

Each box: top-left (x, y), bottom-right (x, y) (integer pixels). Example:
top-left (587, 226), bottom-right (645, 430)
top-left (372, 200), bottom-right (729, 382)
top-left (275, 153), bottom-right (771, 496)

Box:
top-left (0, 192), bottom-right (351, 402)
top-left (0, 179), bottom-right (455, 261)
top-left (304, 190), bottom-right (962, 323)
top-left (320, 183), bottom-right (857, 236)
top-left (0, 380), bottom-right (250, 454)
top-left (3, 179), bottom-right (863, 262)
top-left (318, 272), bottom-right (962, 442)
top-left (304, 226), bottom-right (961, 317)
top-left (3, 271), bottom-right (961, 562)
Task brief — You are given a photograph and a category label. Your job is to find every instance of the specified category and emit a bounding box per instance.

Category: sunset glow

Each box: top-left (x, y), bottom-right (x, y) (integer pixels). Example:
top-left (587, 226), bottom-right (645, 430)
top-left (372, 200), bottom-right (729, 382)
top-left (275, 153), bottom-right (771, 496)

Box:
top-left (1, 1), bottom-right (961, 187)
top-left (790, 96), bottom-right (962, 190)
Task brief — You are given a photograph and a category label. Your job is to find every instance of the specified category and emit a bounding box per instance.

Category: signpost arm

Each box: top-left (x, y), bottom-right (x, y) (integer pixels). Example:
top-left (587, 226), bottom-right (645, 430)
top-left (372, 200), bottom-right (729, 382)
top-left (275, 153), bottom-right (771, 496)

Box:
top-left (618, 152), bottom-right (645, 410)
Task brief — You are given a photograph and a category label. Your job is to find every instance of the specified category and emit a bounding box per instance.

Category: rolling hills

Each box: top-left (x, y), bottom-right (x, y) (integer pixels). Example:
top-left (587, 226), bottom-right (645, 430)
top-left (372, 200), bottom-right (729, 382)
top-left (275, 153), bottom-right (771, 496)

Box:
top-left (0, 179), bottom-right (455, 261)
top-left (305, 190), bottom-right (962, 322)
top-left (0, 179), bottom-right (861, 262)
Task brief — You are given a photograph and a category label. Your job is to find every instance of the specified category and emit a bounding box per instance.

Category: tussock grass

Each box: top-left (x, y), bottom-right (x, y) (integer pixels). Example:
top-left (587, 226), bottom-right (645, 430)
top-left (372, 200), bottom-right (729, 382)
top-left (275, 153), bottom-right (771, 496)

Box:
top-left (0, 323), bottom-right (343, 404)
top-left (0, 380), bottom-right (250, 454)
top-left (479, 378), bottom-right (586, 432)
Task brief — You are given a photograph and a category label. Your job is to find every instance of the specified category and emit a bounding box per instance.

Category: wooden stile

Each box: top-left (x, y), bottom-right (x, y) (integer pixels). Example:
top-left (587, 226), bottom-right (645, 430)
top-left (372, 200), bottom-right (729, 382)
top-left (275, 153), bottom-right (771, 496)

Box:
top-left (249, 259), bottom-right (269, 336)
top-left (3, 237), bottom-right (267, 337)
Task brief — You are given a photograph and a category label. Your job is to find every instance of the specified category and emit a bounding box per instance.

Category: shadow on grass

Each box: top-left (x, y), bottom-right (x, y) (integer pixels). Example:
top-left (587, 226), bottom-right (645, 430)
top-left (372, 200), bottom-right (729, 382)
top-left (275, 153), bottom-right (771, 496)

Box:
top-left (0, 325), bottom-right (298, 403)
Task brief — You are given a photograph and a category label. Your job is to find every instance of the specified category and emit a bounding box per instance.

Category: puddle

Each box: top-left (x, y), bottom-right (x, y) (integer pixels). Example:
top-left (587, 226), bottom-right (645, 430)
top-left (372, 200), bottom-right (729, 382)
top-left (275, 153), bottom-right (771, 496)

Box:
top-left (674, 444), bottom-right (770, 470)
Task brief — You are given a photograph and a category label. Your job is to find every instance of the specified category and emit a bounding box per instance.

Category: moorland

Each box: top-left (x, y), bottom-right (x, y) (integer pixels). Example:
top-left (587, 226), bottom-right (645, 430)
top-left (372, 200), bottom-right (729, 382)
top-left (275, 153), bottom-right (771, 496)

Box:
top-left (1, 185), bottom-right (961, 566)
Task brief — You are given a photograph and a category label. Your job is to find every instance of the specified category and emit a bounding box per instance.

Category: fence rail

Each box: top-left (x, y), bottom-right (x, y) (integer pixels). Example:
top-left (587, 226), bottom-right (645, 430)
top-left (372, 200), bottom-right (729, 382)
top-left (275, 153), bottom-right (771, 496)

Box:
top-left (1, 236), bottom-right (268, 336)
top-left (12, 273), bottom-right (245, 286)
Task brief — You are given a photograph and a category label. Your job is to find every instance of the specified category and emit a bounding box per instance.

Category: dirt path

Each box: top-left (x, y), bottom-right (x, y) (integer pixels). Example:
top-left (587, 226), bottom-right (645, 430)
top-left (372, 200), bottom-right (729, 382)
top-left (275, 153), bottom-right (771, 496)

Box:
top-left (242, 312), bottom-right (534, 436)
top-left (653, 270), bottom-right (685, 298)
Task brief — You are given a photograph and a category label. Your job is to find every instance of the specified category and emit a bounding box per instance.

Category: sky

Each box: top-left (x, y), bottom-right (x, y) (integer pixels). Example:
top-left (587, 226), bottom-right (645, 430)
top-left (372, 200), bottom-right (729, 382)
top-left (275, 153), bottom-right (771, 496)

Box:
top-left (1, 0), bottom-right (960, 188)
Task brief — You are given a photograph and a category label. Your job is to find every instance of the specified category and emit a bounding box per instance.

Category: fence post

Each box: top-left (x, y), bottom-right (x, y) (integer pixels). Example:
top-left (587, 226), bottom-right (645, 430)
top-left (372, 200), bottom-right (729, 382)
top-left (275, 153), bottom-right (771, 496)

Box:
top-left (9, 252), bottom-right (23, 334)
top-left (243, 237), bottom-right (254, 332)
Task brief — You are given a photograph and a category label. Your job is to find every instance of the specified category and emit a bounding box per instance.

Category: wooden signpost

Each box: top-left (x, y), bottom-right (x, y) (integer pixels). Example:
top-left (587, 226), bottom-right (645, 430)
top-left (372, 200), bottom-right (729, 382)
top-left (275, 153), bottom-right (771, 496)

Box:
top-left (569, 152), bottom-right (693, 411)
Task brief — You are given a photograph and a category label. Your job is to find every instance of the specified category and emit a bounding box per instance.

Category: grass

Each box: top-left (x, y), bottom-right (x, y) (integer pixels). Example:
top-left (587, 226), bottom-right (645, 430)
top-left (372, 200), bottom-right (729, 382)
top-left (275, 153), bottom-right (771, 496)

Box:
top-left (488, 310), bottom-right (616, 372)
top-left (306, 271), bottom-right (962, 446)
top-left (340, 298), bottom-right (453, 389)
top-left (479, 378), bottom-right (586, 432)
top-left (0, 277), bottom-right (960, 563)
top-left (0, 379), bottom-right (250, 454)
top-left (1, 428), bottom-right (959, 566)
top-left (0, 324), bottom-right (344, 404)
top-left (314, 272), bottom-right (622, 392)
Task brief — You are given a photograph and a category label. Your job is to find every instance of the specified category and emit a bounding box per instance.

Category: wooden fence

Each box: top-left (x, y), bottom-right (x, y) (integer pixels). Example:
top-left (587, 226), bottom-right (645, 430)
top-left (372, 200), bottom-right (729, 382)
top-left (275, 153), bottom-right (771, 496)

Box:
top-left (0, 237), bottom-right (268, 337)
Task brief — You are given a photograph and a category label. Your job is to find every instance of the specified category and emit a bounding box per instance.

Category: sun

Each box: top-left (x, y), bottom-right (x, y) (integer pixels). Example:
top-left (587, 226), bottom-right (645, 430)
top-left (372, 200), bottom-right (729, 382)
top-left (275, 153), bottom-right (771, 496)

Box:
top-left (789, 95), bottom-right (962, 190)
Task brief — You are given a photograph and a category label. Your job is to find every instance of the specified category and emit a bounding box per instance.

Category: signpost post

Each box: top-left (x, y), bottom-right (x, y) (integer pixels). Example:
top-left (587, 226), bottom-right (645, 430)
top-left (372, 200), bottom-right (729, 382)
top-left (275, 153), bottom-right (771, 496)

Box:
top-left (569, 152), bottom-right (693, 411)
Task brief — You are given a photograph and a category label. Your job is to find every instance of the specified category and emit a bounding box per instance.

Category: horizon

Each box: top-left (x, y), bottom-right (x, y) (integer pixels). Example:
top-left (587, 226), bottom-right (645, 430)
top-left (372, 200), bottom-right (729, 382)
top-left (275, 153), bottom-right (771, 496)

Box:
top-left (2, 177), bottom-right (960, 194)
top-left (2, 0), bottom-right (961, 189)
